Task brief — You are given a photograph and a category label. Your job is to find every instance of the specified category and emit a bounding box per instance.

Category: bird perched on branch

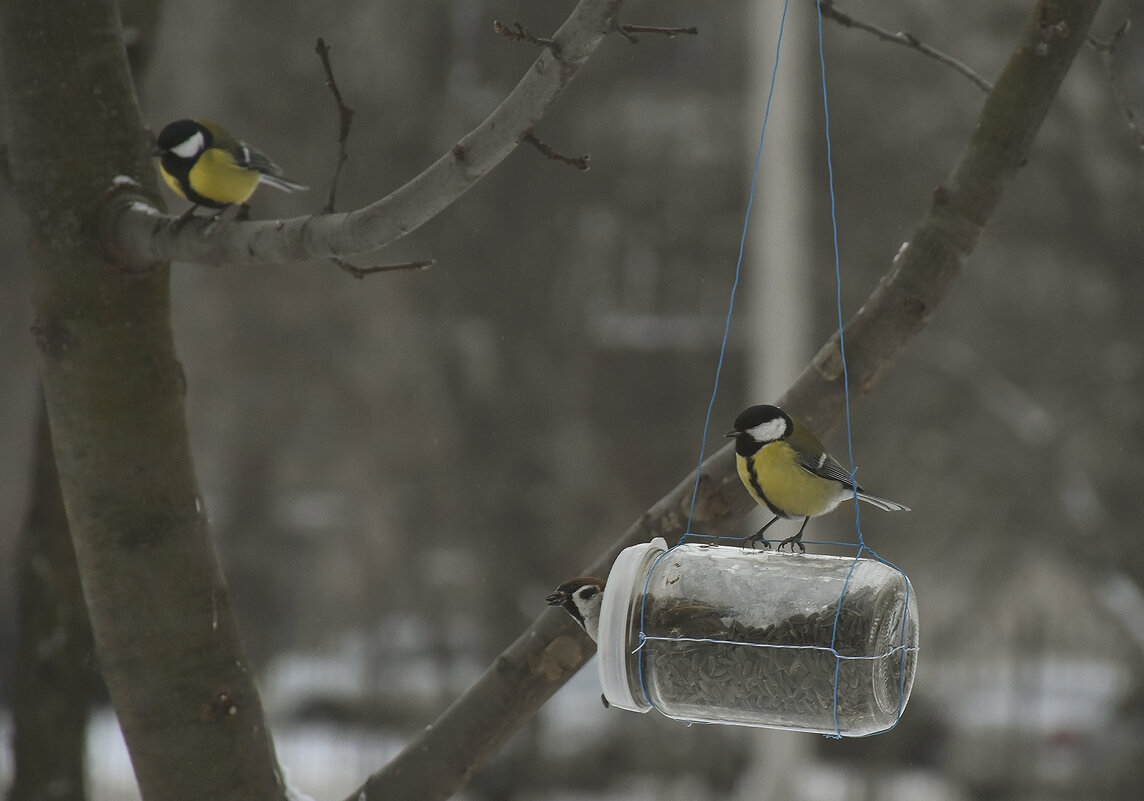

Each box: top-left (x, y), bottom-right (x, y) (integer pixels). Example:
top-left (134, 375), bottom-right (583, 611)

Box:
top-left (546, 577), bottom-right (605, 643)
top-left (153, 119), bottom-right (307, 214)
top-left (724, 404), bottom-right (909, 552)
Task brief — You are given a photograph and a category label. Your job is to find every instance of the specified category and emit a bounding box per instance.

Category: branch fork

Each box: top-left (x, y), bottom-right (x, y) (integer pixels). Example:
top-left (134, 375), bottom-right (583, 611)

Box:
top-left (494, 20), bottom-right (561, 56)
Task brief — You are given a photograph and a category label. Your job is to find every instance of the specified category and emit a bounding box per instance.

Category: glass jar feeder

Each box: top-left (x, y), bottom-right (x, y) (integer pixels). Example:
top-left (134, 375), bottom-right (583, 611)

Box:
top-left (596, 538), bottom-right (919, 737)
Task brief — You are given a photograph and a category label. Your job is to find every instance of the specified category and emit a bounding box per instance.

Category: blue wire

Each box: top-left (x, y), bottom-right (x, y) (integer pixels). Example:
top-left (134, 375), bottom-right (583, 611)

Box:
top-left (814, 0), bottom-right (861, 739)
top-left (683, 0), bottom-right (791, 543)
top-left (814, 2), bottom-right (862, 542)
top-left (815, 2), bottom-right (912, 736)
top-left (642, 0), bottom-right (914, 738)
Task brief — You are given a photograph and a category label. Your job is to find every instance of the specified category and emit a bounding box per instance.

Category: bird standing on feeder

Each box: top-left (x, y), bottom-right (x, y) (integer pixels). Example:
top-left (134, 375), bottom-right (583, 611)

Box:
top-left (724, 404), bottom-right (909, 552)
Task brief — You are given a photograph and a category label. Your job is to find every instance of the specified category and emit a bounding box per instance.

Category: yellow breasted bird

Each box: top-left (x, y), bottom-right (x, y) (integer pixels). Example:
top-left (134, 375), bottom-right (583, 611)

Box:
top-left (724, 404), bottom-right (909, 552)
top-left (153, 119), bottom-right (307, 211)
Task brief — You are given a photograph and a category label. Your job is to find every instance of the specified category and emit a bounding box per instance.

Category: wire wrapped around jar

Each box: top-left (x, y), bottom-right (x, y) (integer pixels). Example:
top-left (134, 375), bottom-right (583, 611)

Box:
top-left (597, 539), bottom-right (919, 737)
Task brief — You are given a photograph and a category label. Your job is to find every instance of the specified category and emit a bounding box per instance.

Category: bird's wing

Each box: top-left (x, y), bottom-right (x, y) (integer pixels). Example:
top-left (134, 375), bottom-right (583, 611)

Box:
top-left (797, 449), bottom-right (857, 490)
top-left (235, 141), bottom-right (308, 191)
top-left (235, 141), bottom-right (285, 177)
top-left (786, 419), bottom-right (856, 489)
top-left (258, 173), bottom-right (308, 193)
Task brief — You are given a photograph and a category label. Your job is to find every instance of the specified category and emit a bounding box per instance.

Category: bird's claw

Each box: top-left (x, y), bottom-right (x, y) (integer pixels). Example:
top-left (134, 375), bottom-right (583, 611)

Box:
top-left (168, 206), bottom-right (199, 232)
top-left (740, 535), bottom-right (772, 551)
top-left (777, 536), bottom-right (806, 553)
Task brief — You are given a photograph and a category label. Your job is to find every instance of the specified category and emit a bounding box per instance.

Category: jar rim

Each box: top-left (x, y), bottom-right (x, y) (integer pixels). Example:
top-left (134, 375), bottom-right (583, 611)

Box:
top-left (597, 537), bottom-right (668, 712)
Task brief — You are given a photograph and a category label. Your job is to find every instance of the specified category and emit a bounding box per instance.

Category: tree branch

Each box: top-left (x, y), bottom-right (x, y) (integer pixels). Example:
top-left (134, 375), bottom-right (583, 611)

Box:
top-left (346, 1), bottom-right (1103, 799)
top-left (330, 255), bottom-right (433, 278)
top-left (524, 132), bottom-right (590, 170)
top-left (1088, 19), bottom-right (1144, 151)
top-left (493, 19), bottom-right (560, 53)
top-left (111, 0), bottom-right (624, 268)
top-left (315, 37), bottom-right (355, 214)
top-left (615, 23), bottom-right (698, 44)
top-left (818, 0), bottom-right (993, 92)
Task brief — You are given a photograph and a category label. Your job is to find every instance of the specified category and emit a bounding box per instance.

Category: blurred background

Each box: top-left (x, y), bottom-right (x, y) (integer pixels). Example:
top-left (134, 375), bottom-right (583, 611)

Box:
top-left (2, 0), bottom-right (1143, 799)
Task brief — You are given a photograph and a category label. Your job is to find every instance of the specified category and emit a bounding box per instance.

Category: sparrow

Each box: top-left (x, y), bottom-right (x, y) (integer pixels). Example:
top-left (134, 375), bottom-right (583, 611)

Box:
top-left (546, 577), bottom-right (605, 642)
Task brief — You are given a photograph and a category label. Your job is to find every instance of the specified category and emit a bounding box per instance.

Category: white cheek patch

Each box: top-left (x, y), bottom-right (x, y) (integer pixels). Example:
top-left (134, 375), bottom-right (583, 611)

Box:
top-left (170, 130), bottom-right (205, 159)
top-left (747, 418), bottom-right (787, 443)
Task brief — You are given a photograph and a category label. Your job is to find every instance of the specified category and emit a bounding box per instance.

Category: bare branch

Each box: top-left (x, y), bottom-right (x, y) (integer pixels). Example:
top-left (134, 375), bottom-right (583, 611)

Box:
top-left (330, 255), bottom-right (433, 279)
top-left (315, 37), bottom-right (356, 213)
top-left (113, 0), bottom-right (623, 269)
top-left (345, 2), bottom-right (1102, 801)
top-left (493, 19), bottom-right (560, 55)
top-left (819, 0), bottom-right (993, 92)
top-left (616, 23), bottom-right (698, 44)
top-left (1088, 19), bottom-right (1144, 152)
top-left (524, 132), bottom-right (590, 170)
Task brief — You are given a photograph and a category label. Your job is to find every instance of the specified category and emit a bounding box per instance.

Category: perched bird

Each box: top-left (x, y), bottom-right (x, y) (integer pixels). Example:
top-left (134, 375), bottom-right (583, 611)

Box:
top-left (546, 577), bottom-right (605, 643)
top-left (724, 404), bottom-right (909, 552)
top-left (153, 119), bottom-right (307, 213)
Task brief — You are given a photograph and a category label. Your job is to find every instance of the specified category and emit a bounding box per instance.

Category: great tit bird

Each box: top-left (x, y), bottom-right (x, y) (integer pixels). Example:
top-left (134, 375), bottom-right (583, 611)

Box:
top-left (546, 577), bottom-right (605, 643)
top-left (724, 404), bottom-right (909, 552)
top-left (153, 119), bottom-right (307, 212)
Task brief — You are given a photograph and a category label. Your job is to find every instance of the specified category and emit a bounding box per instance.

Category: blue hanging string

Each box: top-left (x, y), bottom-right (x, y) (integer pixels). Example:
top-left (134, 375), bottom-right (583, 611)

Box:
top-left (640, 0), bottom-right (914, 737)
top-left (811, 3), bottom-right (875, 736)
top-left (812, 4), bottom-right (912, 736)
top-left (816, 0), bottom-right (863, 551)
top-left (682, 0), bottom-right (791, 542)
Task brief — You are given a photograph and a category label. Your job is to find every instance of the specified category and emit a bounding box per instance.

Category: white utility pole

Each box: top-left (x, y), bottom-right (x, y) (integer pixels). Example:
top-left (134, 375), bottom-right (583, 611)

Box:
top-left (746, 1), bottom-right (814, 405)
top-left (738, 2), bottom-right (815, 799)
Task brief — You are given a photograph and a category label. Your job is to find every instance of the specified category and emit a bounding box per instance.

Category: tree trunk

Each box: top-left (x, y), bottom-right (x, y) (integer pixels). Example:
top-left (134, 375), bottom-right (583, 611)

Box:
top-left (0, 1), bottom-right (283, 799)
top-left (9, 397), bottom-right (92, 801)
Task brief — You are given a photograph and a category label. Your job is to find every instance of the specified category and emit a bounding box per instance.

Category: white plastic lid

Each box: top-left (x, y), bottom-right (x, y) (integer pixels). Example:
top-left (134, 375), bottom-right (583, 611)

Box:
top-left (597, 537), bottom-right (668, 712)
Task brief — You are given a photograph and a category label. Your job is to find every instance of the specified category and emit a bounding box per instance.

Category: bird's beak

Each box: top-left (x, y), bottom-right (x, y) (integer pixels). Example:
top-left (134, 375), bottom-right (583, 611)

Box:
top-left (151, 145), bottom-right (163, 157)
top-left (546, 591), bottom-right (569, 606)
top-left (723, 428), bottom-right (740, 439)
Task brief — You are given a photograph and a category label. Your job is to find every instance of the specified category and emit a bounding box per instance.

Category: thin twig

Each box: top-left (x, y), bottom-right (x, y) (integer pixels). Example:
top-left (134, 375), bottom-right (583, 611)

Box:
top-left (819, 0), bottom-right (993, 93)
top-left (1088, 20), bottom-right (1144, 152)
top-left (493, 20), bottom-right (561, 56)
top-left (616, 23), bottom-right (698, 44)
top-left (523, 133), bottom-right (589, 170)
top-left (330, 255), bottom-right (433, 279)
top-left (315, 37), bottom-right (356, 213)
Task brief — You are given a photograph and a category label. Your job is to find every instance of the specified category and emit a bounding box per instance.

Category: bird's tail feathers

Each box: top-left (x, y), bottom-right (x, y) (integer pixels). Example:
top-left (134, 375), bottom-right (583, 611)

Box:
top-left (258, 174), bottom-right (308, 193)
top-left (855, 491), bottom-right (910, 513)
